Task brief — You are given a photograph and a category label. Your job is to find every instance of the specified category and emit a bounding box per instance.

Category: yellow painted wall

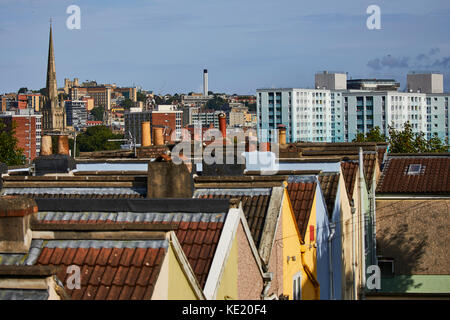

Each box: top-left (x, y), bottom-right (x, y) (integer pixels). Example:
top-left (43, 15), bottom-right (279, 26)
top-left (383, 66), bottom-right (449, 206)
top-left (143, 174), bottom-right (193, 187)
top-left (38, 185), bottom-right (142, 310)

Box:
top-left (216, 235), bottom-right (238, 300)
top-left (167, 244), bottom-right (200, 300)
top-left (282, 189), bottom-right (318, 300)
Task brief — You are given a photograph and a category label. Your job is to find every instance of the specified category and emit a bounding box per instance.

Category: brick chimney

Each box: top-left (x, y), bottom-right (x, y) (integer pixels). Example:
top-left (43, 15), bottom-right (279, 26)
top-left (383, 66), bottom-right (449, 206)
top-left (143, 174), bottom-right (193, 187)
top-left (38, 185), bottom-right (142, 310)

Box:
top-left (0, 196), bottom-right (38, 253)
top-left (147, 160), bottom-right (193, 198)
top-left (33, 135), bottom-right (76, 176)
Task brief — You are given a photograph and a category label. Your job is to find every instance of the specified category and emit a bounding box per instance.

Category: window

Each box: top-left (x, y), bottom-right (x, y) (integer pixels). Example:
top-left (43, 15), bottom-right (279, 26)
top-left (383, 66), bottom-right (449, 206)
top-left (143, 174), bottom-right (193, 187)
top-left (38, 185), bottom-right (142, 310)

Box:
top-left (378, 257), bottom-right (394, 277)
top-left (293, 273), bottom-right (302, 300)
top-left (407, 164), bottom-right (422, 175)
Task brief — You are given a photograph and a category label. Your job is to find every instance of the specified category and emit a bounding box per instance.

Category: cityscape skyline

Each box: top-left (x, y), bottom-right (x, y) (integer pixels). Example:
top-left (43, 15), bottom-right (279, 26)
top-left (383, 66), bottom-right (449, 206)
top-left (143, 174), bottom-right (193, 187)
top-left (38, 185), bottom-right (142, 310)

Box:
top-left (1, 0), bottom-right (450, 95)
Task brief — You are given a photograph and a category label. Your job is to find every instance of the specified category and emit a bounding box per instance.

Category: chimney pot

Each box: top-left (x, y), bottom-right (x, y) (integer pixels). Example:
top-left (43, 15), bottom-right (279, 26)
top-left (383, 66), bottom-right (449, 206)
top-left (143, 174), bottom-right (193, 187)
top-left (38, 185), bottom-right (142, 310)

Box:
top-left (0, 196), bottom-right (37, 253)
top-left (41, 135), bottom-right (53, 155)
top-left (141, 122), bottom-right (151, 147)
top-left (57, 135), bottom-right (70, 155)
top-left (219, 113), bottom-right (227, 139)
top-left (153, 127), bottom-right (164, 146)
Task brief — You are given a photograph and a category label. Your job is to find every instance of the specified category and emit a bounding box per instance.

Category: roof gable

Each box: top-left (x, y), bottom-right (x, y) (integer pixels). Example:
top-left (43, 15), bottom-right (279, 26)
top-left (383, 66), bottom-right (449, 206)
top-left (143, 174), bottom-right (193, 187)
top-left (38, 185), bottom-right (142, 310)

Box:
top-left (318, 173), bottom-right (340, 217)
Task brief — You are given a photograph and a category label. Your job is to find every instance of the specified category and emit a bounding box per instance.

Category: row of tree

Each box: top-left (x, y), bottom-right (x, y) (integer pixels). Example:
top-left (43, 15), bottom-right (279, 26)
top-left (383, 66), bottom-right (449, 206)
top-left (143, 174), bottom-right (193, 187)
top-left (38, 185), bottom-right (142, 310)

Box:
top-left (353, 122), bottom-right (449, 153)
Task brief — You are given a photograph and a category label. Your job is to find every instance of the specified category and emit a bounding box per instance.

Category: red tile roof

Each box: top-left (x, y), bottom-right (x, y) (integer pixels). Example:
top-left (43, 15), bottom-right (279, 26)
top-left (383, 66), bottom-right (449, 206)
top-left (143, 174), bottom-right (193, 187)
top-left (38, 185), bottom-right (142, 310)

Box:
top-left (36, 241), bottom-right (166, 300)
top-left (318, 173), bottom-right (339, 217)
top-left (34, 212), bottom-right (225, 289)
top-left (363, 153), bottom-right (377, 186)
top-left (341, 161), bottom-right (359, 201)
top-left (196, 193), bottom-right (270, 248)
top-left (377, 156), bottom-right (450, 194)
top-left (286, 181), bottom-right (316, 239)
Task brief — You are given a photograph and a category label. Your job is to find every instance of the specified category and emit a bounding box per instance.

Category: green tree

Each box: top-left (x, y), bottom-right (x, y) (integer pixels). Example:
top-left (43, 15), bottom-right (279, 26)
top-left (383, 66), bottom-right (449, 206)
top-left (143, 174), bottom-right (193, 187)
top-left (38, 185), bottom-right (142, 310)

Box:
top-left (0, 119), bottom-right (26, 165)
top-left (76, 126), bottom-right (124, 152)
top-left (121, 98), bottom-right (135, 109)
top-left (353, 126), bottom-right (387, 143)
top-left (137, 91), bottom-right (147, 102)
top-left (388, 122), bottom-right (449, 153)
top-left (90, 106), bottom-right (104, 121)
top-left (18, 87), bottom-right (28, 94)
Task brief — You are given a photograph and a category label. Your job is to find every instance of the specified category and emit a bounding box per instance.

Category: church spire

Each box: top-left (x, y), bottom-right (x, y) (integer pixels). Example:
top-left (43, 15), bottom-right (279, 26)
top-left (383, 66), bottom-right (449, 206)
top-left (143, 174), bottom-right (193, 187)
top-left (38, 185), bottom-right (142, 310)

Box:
top-left (46, 19), bottom-right (58, 102)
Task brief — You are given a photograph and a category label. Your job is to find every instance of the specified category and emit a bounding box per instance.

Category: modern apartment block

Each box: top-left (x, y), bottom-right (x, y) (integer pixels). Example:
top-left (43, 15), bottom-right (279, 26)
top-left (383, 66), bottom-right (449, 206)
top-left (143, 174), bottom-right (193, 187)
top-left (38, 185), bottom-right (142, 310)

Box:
top-left (188, 107), bottom-right (222, 128)
top-left (65, 100), bottom-right (88, 129)
top-left (257, 72), bottom-right (450, 143)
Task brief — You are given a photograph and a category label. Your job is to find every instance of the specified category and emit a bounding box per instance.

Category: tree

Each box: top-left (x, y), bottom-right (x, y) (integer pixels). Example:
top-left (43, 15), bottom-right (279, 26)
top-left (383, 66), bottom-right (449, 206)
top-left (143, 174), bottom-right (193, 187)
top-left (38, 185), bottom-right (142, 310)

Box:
top-left (0, 119), bottom-right (26, 165)
top-left (388, 122), bottom-right (449, 153)
top-left (90, 106), bottom-right (104, 121)
top-left (121, 98), bottom-right (135, 109)
top-left (76, 126), bottom-right (124, 152)
top-left (18, 87), bottom-right (28, 94)
top-left (353, 126), bottom-right (387, 143)
top-left (137, 91), bottom-right (147, 102)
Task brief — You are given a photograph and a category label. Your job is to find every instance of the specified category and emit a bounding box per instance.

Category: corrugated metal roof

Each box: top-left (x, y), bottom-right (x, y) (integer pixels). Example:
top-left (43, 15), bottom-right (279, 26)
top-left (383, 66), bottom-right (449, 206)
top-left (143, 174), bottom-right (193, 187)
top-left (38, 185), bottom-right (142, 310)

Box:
top-left (37, 211), bottom-right (226, 224)
top-left (2, 187), bottom-right (146, 197)
top-left (194, 188), bottom-right (271, 197)
top-left (75, 163), bottom-right (148, 172)
top-left (0, 289), bottom-right (49, 300)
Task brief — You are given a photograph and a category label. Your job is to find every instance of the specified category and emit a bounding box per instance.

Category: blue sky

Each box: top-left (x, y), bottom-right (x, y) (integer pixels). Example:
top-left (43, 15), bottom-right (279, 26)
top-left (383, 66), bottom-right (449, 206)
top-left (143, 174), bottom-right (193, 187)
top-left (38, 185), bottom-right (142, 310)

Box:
top-left (1, 0), bottom-right (450, 94)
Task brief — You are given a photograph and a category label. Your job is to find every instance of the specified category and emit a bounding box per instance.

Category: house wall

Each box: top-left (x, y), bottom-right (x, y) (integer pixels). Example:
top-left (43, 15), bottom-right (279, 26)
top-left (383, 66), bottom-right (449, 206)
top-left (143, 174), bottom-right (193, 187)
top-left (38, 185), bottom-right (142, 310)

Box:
top-left (237, 222), bottom-right (264, 300)
top-left (281, 188), bottom-right (307, 300)
top-left (167, 244), bottom-right (199, 300)
top-left (301, 192), bottom-right (319, 300)
top-left (152, 252), bottom-right (169, 300)
top-left (216, 234), bottom-right (238, 300)
top-left (315, 183), bottom-right (331, 300)
top-left (267, 212), bottom-right (283, 298)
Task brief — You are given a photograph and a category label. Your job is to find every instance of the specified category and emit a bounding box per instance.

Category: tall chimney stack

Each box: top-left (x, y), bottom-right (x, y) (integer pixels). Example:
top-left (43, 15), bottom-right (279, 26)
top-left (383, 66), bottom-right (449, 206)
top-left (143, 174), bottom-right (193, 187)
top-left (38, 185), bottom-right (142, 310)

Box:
top-left (219, 113), bottom-right (226, 139)
top-left (141, 121), bottom-right (151, 147)
top-left (153, 127), bottom-right (164, 146)
top-left (57, 135), bottom-right (70, 155)
top-left (203, 69), bottom-right (208, 97)
top-left (41, 135), bottom-right (53, 156)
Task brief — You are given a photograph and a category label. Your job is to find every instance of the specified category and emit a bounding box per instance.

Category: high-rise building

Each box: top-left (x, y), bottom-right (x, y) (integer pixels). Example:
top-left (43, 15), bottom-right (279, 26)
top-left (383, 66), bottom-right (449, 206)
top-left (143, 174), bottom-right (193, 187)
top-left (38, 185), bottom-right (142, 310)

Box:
top-left (65, 100), bottom-right (87, 129)
top-left (315, 71), bottom-right (347, 90)
top-left (257, 72), bottom-right (450, 143)
top-left (41, 23), bottom-right (66, 134)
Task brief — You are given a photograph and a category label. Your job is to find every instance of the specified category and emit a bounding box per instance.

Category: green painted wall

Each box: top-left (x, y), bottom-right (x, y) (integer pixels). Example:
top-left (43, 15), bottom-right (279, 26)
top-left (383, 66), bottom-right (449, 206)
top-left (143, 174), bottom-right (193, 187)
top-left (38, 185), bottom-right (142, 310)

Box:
top-left (380, 275), bottom-right (450, 293)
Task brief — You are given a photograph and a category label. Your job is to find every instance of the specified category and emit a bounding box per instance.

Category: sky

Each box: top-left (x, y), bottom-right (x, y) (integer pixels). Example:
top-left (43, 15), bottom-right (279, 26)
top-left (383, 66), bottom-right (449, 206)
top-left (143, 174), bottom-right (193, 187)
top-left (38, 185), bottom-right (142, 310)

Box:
top-left (1, 0), bottom-right (450, 95)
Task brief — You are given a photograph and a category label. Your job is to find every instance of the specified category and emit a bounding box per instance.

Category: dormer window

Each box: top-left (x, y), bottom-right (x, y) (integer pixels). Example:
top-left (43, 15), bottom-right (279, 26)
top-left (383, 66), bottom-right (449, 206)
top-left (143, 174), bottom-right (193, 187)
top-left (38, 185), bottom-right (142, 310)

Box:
top-left (407, 164), bottom-right (422, 175)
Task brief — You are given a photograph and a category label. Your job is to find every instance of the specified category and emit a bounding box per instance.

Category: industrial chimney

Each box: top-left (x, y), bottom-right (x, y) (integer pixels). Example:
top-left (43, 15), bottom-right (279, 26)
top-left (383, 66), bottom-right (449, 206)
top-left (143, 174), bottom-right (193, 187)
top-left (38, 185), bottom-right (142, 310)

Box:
top-left (203, 69), bottom-right (208, 97)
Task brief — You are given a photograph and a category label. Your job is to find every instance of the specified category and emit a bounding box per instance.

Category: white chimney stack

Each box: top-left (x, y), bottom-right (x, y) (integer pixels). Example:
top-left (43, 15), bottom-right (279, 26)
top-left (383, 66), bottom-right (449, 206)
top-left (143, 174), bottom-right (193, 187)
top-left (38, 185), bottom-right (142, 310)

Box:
top-left (203, 69), bottom-right (208, 97)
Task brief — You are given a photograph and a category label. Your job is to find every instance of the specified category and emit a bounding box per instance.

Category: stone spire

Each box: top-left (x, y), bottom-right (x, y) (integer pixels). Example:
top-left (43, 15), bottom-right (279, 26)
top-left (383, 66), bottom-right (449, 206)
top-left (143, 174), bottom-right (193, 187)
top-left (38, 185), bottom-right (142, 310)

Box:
top-left (46, 20), bottom-right (58, 102)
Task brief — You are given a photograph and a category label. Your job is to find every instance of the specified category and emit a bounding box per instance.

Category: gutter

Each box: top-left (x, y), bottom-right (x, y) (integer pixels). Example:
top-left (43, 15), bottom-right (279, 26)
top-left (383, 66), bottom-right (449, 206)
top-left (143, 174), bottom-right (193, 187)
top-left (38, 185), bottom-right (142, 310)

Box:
top-left (260, 272), bottom-right (274, 300)
top-left (300, 244), bottom-right (320, 299)
top-left (359, 147), bottom-right (366, 300)
top-left (328, 223), bottom-right (336, 300)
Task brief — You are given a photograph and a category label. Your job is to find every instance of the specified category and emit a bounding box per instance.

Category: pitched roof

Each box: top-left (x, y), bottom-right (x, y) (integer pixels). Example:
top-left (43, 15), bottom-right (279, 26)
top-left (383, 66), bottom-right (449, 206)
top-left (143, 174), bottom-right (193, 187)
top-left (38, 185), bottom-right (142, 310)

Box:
top-left (34, 211), bottom-right (226, 289)
top-left (2, 187), bottom-right (146, 199)
top-left (286, 177), bottom-right (316, 239)
top-left (194, 188), bottom-right (271, 248)
top-left (0, 239), bottom-right (167, 300)
top-left (363, 152), bottom-right (377, 186)
top-left (377, 155), bottom-right (450, 194)
top-left (318, 173), bottom-right (340, 217)
top-left (341, 161), bottom-right (359, 201)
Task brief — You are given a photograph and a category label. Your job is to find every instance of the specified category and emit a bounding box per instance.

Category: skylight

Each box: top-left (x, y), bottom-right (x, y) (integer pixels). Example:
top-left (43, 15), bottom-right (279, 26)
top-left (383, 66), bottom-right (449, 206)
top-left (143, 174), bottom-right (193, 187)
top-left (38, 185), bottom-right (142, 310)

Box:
top-left (407, 164), bottom-right (422, 175)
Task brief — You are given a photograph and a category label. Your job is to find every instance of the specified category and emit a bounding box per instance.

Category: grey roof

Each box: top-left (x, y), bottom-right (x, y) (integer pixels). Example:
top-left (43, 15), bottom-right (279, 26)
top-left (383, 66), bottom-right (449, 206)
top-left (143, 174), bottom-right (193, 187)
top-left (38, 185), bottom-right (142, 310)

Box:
top-left (0, 240), bottom-right (43, 266)
top-left (194, 188), bottom-right (271, 197)
top-left (36, 211), bottom-right (226, 224)
top-left (0, 289), bottom-right (49, 300)
top-left (2, 187), bottom-right (147, 196)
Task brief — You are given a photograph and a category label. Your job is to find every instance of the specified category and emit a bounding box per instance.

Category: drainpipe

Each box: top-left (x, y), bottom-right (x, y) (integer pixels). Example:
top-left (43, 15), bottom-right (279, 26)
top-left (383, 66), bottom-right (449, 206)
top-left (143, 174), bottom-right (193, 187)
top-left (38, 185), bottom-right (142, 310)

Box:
top-left (300, 244), bottom-right (320, 299)
top-left (328, 223), bottom-right (336, 300)
top-left (351, 204), bottom-right (356, 300)
top-left (260, 272), bottom-right (273, 300)
top-left (359, 147), bottom-right (366, 299)
top-left (372, 177), bottom-right (378, 268)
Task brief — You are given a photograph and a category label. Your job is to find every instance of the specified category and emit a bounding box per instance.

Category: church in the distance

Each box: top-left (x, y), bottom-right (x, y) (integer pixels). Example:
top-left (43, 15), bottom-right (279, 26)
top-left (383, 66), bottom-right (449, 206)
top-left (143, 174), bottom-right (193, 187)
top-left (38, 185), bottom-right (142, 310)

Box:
top-left (42, 22), bottom-right (66, 134)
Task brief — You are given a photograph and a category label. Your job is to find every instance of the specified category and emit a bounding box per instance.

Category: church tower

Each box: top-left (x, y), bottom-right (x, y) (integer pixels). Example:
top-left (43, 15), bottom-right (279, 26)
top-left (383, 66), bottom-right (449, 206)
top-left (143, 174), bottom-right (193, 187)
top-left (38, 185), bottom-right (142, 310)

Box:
top-left (42, 21), bottom-right (66, 133)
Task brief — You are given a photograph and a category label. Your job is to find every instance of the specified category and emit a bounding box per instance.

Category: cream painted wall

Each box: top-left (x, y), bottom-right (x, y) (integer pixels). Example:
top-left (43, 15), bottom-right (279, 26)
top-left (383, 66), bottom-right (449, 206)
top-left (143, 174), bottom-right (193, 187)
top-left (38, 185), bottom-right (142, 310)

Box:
top-left (216, 235), bottom-right (238, 300)
top-left (167, 244), bottom-right (199, 300)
